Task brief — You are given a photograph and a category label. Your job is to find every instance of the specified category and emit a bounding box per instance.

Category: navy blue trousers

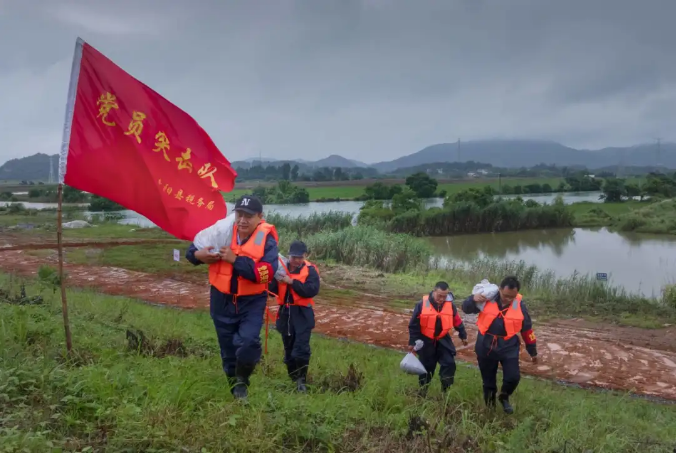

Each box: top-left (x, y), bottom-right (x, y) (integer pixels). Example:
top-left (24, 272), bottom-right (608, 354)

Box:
top-left (275, 304), bottom-right (315, 363)
top-left (417, 342), bottom-right (457, 387)
top-left (210, 287), bottom-right (266, 376)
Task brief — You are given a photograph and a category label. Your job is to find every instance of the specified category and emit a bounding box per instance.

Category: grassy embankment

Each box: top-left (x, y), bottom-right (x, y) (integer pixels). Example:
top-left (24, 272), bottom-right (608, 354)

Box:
top-left (2, 275), bottom-right (676, 452)
top-left (4, 208), bottom-right (675, 328)
top-left (571, 199), bottom-right (676, 234)
top-left (224, 177), bottom-right (568, 202)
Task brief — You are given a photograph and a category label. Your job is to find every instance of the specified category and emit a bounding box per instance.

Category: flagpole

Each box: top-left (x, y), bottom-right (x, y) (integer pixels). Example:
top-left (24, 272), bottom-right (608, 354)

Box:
top-left (56, 184), bottom-right (72, 353)
top-left (57, 37), bottom-right (84, 355)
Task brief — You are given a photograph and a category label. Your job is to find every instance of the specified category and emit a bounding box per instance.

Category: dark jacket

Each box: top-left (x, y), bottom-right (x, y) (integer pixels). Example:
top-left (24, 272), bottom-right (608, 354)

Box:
top-left (185, 232), bottom-right (279, 304)
top-left (461, 294), bottom-right (537, 359)
top-left (408, 291), bottom-right (468, 355)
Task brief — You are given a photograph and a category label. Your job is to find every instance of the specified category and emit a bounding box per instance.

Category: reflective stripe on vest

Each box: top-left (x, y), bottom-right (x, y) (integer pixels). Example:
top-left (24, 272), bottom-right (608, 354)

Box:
top-left (277, 259), bottom-right (317, 307)
top-left (476, 294), bottom-right (524, 340)
top-left (208, 221), bottom-right (278, 296)
top-left (419, 295), bottom-right (454, 341)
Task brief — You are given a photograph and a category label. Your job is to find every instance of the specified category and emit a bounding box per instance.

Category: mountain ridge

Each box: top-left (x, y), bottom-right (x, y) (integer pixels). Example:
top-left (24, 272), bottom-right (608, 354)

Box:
top-left (2, 140), bottom-right (675, 181)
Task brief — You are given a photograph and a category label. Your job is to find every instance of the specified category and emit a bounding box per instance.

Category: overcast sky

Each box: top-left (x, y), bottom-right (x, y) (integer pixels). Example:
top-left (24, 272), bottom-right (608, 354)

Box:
top-left (1, 0), bottom-right (674, 165)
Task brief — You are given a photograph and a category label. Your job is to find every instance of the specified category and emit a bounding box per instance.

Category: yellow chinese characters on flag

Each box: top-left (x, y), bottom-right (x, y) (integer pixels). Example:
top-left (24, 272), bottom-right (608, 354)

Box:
top-left (61, 38), bottom-right (237, 241)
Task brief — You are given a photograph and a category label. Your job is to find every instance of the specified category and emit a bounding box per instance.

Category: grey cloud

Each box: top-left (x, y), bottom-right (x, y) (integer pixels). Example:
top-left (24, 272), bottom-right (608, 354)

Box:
top-left (0, 0), bottom-right (675, 166)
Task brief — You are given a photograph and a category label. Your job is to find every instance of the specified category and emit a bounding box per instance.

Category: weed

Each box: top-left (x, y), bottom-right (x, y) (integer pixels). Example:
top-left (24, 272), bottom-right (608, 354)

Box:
top-left (1, 274), bottom-right (676, 451)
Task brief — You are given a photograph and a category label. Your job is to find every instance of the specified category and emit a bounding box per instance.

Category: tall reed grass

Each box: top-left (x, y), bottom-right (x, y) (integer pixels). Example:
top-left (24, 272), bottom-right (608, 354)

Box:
top-left (436, 257), bottom-right (675, 318)
top-left (385, 198), bottom-right (573, 236)
top-left (268, 212), bottom-right (674, 318)
top-left (301, 226), bottom-right (433, 273)
top-left (265, 211), bottom-right (353, 237)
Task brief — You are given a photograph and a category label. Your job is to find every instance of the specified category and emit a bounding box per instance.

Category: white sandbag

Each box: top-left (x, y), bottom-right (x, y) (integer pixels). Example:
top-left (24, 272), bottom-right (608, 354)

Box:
top-left (400, 353), bottom-right (427, 375)
top-left (192, 212), bottom-right (236, 251)
top-left (400, 340), bottom-right (426, 375)
top-left (471, 279), bottom-right (499, 311)
top-left (193, 215), bottom-right (287, 280)
top-left (275, 254), bottom-right (289, 280)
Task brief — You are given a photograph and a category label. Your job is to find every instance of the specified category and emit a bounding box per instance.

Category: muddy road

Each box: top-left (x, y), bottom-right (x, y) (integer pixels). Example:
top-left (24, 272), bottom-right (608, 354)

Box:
top-left (1, 247), bottom-right (675, 401)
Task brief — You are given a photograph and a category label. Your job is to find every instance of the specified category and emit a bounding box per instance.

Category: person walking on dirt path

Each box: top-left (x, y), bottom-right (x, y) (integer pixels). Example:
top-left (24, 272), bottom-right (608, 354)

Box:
top-left (269, 240), bottom-right (320, 393)
top-left (185, 195), bottom-right (279, 401)
top-left (461, 276), bottom-right (537, 414)
top-left (408, 281), bottom-right (468, 395)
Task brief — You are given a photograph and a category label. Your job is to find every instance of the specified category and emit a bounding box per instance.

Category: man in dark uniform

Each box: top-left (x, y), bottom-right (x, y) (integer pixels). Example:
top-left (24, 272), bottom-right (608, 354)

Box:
top-left (408, 281), bottom-right (468, 395)
top-left (186, 195), bottom-right (278, 400)
top-left (462, 276), bottom-right (538, 414)
top-left (269, 240), bottom-right (320, 393)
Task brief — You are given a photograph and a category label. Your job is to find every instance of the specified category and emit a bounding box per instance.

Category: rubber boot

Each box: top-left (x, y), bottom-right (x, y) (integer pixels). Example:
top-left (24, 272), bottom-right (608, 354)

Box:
top-left (483, 388), bottom-right (496, 407)
top-left (286, 359), bottom-right (298, 382)
top-left (232, 363), bottom-right (255, 401)
top-left (295, 359), bottom-right (309, 393)
top-left (440, 377), bottom-right (453, 393)
top-left (498, 393), bottom-right (514, 414)
top-left (418, 373), bottom-right (432, 397)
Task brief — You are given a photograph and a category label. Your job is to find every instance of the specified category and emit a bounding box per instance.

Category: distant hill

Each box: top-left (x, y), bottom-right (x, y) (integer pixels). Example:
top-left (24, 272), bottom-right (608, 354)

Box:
top-left (311, 154), bottom-right (368, 168)
top-left (4, 141), bottom-right (676, 182)
top-left (0, 153), bottom-right (57, 182)
top-left (231, 155), bottom-right (368, 170)
top-left (373, 140), bottom-right (676, 172)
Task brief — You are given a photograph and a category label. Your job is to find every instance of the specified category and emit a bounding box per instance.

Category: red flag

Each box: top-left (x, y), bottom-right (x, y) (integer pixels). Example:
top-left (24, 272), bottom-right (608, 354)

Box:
top-left (59, 38), bottom-right (237, 241)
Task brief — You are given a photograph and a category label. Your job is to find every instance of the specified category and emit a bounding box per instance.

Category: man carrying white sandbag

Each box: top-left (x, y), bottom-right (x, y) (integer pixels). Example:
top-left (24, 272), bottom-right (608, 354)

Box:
top-left (185, 195), bottom-right (279, 401)
top-left (268, 240), bottom-right (320, 393)
top-left (462, 276), bottom-right (538, 414)
top-left (408, 281), bottom-right (468, 396)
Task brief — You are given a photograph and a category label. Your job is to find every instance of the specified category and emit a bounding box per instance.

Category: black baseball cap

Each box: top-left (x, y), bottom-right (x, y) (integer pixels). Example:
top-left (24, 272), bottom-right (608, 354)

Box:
top-left (234, 195), bottom-right (263, 215)
top-left (289, 240), bottom-right (308, 257)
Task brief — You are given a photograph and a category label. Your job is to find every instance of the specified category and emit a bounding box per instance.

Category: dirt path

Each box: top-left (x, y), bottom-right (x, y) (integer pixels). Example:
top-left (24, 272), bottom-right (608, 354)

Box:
top-left (1, 248), bottom-right (675, 401)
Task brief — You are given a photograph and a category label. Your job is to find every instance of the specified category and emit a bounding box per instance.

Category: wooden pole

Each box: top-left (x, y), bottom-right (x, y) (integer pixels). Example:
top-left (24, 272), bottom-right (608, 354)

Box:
top-left (57, 183), bottom-right (73, 354)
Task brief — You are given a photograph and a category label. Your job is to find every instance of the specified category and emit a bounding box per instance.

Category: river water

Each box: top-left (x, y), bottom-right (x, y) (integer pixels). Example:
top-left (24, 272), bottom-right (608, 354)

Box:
top-left (0, 191), bottom-right (602, 218)
top-left (4, 191), bottom-right (672, 296)
top-left (428, 228), bottom-right (676, 297)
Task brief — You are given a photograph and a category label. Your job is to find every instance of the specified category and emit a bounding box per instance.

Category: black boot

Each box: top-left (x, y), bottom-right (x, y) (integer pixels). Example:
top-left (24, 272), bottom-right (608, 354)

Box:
top-left (286, 359), bottom-right (298, 382)
top-left (295, 359), bottom-right (309, 393)
top-left (498, 393), bottom-right (514, 414)
top-left (232, 363), bottom-right (255, 401)
top-left (418, 374), bottom-right (432, 397)
top-left (483, 388), bottom-right (496, 407)
top-left (440, 380), bottom-right (451, 393)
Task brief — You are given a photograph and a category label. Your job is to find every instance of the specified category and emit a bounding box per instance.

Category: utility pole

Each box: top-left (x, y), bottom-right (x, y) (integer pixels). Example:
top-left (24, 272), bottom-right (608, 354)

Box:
top-left (48, 155), bottom-right (55, 184)
top-left (617, 147), bottom-right (625, 178)
top-left (456, 138), bottom-right (461, 163)
top-left (655, 138), bottom-right (662, 171)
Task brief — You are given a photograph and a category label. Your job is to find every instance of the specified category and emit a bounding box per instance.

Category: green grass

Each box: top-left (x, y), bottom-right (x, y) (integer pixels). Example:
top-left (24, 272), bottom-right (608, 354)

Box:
top-left (223, 177), bottom-right (573, 202)
top-left (63, 244), bottom-right (202, 277)
top-left (438, 177), bottom-right (564, 196)
top-left (569, 200), bottom-right (640, 227)
top-left (570, 199), bottom-right (676, 234)
top-left (2, 274), bottom-right (676, 452)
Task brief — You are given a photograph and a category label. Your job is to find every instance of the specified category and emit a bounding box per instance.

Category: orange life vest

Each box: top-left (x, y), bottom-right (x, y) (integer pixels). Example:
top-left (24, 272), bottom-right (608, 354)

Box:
top-left (208, 221), bottom-right (278, 296)
top-left (419, 295), bottom-right (455, 341)
top-left (476, 294), bottom-right (524, 340)
top-left (276, 259), bottom-right (318, 307)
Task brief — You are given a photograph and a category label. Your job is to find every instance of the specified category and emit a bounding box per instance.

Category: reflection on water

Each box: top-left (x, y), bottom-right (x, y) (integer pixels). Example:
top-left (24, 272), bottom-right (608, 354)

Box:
top-left (429, 228), bottom-right (676, 297)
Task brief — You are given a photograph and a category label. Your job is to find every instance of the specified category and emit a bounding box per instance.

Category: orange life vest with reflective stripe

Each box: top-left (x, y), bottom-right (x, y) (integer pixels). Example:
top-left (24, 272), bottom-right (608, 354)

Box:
top-left (476, 294), bottom-right (524, 340)
top-left (419, 295), bottom-right (455, 341)
top-left (208, 221), bottom-right (278, 296)
top-left (276, 259), bottom-right (318, 307)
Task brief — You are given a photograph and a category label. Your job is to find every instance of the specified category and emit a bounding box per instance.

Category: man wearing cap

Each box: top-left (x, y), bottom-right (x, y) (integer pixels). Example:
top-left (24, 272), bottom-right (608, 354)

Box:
top-left (185, 195), bottom-right (279, 400)
top-left (269, 240), bottom-right (320, 393)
